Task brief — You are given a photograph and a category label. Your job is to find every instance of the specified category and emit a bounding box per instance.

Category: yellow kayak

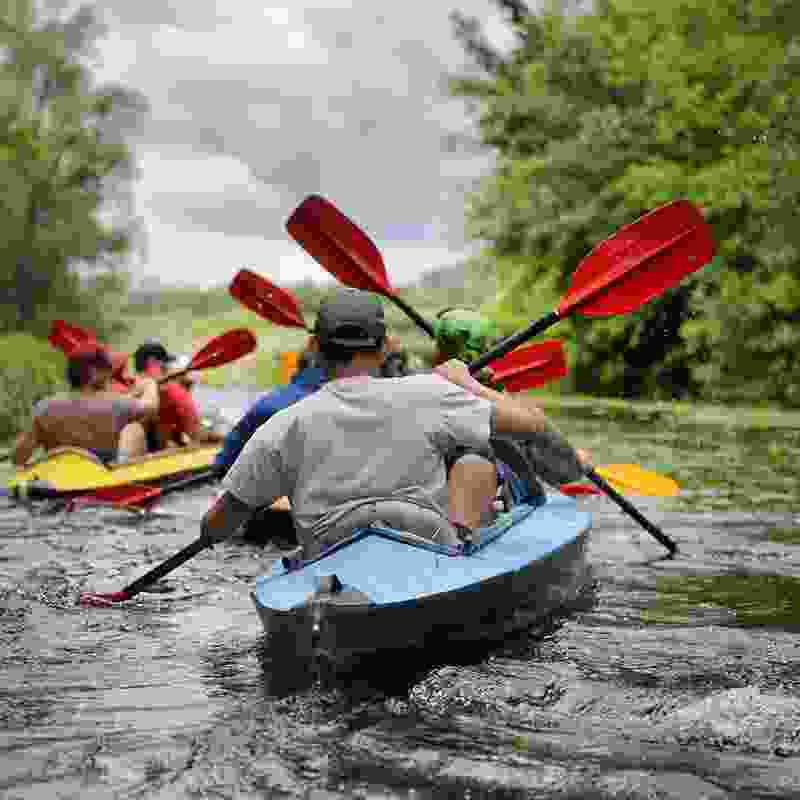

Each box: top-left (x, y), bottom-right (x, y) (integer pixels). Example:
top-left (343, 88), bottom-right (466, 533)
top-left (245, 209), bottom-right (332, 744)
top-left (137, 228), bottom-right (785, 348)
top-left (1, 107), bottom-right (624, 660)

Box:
top-left (8, 444), bottom-right (220, 494)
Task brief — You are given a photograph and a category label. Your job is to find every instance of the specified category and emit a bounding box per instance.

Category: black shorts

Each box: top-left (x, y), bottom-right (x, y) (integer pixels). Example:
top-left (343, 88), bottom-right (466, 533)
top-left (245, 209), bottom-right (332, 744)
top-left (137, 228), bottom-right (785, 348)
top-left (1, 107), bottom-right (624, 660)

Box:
top-left (444, 444), bottom-right (497, 474)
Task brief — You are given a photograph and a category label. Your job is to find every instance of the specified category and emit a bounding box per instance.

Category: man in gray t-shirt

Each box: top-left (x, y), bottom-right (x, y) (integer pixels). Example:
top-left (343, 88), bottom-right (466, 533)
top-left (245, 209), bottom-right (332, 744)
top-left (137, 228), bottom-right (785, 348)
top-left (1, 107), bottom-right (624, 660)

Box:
top-left (201, 289), bottom-right (592, 558)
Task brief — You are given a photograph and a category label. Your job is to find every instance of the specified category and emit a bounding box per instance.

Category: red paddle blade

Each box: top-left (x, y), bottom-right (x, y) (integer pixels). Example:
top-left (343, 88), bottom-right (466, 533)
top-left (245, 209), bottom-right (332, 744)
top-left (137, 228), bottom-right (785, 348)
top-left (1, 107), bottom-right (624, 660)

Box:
top-left (488, 341), bottom-right (568, 392)
top-left (49, 320), bottom-right (96, 355)
top-left (559, 483), bottom-right (602, 496)
top-left (286, 195), bottom-right (395, 297)
top-left (78, 590), bottom-right (130, 607)
top-left (560, 201), bottom-right (716, 318)
top-left (229, 269), bottom-right (308, 329)
top-left (71, 486), bottom-right (161, 508)
top-left (189, 329), bottom-right (257, 371)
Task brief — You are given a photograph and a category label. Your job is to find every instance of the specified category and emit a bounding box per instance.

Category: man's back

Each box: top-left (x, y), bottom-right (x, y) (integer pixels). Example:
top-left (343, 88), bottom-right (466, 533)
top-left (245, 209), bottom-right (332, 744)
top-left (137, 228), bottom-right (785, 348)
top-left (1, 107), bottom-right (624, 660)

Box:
top-left (33, 392), bottom-right (144, 454)
top-left (223, 373), bottom-right (492, 547)
top-left (213, 366), bottom-right (328, 475)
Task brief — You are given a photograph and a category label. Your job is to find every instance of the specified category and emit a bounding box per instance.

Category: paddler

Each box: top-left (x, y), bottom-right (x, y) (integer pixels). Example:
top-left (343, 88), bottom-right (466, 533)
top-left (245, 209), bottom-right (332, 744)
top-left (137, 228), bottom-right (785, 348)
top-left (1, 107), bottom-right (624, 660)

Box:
top-left (200, 288), bottom-right (593, 557)
top-left (430, 306), bottom-right (592, 501)
top-left (211, 314), bottom-right (407, 544)
top-left (212, 335), bottom-right (406, 478)
top-left (108, 350), bottom-right (134, 393)
top-left (132, 341), bottom-right (224, 450)
top-left (12, 345), bottom-right (160, 466)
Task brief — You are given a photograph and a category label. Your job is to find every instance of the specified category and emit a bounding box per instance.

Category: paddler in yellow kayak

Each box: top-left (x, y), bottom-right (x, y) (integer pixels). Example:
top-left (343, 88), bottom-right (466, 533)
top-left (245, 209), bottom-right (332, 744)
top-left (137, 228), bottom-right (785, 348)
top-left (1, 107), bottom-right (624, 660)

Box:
top-left (200, 289), bottom-right (592, 557)
top-left (132, 341), bottom-right (225, 451)
top-left (12, 345), bottom-right (160, 467)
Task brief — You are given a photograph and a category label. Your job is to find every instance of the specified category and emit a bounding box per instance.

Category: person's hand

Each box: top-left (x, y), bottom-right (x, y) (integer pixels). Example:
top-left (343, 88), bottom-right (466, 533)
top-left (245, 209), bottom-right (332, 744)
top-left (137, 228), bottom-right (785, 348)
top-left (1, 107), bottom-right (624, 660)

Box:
top-left (433, 358), bottom-right (470, 386)
top-left (385, 335), bottom-right (403, 354)
top-left (575, 448), bottom-right (593, 470)
top-left (269, 496), bottom-right (291, 512)
top-left (433, 359), bottom-right (486, 396)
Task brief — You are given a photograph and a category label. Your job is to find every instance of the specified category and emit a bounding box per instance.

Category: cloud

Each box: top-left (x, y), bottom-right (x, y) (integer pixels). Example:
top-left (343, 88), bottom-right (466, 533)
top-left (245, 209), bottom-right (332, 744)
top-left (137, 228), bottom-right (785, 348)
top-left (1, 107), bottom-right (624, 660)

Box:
top-left (135, 217), bottom-right (478, 290)
top-left (90, 0), bottom-right (516, 285)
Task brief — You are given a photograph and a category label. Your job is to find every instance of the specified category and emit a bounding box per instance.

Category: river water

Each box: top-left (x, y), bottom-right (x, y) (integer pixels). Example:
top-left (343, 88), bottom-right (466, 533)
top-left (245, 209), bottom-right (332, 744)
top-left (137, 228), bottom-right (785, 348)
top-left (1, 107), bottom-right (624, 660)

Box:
top-left (2, 387), bottom-right (800, 799)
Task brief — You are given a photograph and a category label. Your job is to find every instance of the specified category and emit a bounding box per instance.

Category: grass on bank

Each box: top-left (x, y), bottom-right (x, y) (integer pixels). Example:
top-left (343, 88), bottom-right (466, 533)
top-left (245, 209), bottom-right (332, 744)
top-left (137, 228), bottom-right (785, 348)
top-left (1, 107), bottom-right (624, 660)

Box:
top-left (112, 297), bottom-right (447, 389)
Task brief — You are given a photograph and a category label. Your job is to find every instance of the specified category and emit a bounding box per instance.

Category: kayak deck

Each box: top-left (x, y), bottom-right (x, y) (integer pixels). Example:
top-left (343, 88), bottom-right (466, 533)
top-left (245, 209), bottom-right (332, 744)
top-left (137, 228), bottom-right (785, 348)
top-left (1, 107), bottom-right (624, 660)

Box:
top-left (8, 444), bottom-right (220, 493)
top-left (252, 494), bottom-right (592, 666)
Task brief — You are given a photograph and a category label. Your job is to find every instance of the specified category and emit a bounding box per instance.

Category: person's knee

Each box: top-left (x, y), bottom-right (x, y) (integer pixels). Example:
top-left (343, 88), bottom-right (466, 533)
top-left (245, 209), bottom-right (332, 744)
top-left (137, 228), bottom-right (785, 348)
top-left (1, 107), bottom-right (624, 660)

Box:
top-left (448, 454), bottom-right (498, 528)
top-left (449, 454), bottom-right (497, 486)
top-left (118, 422), bottom-right (147, 461)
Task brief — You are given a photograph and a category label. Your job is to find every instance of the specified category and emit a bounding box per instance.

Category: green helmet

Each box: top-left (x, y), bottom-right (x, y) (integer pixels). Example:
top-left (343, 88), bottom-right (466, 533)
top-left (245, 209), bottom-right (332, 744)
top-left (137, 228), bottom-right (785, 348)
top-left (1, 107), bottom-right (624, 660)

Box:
top-left (433, 307), bottom-right (503, 389)
top-left (433, 307), bottom-right (499, 362)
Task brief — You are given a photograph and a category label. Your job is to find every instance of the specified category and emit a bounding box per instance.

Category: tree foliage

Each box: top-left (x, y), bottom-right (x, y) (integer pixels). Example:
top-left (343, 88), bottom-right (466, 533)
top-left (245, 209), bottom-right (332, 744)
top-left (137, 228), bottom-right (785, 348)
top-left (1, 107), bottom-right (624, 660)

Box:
top-left (0, 0), bottom-right (147, 340)
top-left (450, 0), bottom-right (800, 405)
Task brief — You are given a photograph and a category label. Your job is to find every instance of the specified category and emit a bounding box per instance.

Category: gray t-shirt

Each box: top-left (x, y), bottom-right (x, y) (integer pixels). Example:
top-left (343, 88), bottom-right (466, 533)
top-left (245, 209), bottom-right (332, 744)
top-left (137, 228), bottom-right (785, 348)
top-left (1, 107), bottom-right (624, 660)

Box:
top-left (222, 373), bottom-right (493, 547)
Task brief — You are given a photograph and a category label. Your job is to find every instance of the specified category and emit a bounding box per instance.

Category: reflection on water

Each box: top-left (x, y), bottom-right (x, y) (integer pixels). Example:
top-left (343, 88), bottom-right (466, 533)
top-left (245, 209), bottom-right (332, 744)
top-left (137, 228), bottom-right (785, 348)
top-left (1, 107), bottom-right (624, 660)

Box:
top-left (645, 571), bottom-right (800, 630)
top-left (2, 391), bottom-right (800, 798)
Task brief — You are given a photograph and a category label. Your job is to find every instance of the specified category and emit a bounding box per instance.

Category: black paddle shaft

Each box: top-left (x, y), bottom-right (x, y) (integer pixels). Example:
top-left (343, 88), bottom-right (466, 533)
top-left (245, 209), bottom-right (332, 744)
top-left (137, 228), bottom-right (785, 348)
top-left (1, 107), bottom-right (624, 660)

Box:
top-left (122, 535), bottom-right (212, 598)
top-left (587, 469), bottom-right (678, 555)
top-left (469, 312), bottom-right (560, 373)
top-left (151, 469), bottom-right (219, 501)
top-left (390, 294), bottom-right (436, 338)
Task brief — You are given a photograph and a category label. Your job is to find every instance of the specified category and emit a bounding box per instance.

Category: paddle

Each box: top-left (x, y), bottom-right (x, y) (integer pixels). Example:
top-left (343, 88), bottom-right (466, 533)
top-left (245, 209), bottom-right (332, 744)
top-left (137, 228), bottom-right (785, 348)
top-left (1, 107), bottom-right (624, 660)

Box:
top-left (78, 534), bottom-right (212, 607)
top-left (67, 469), bottom-right (219, 511)
top-left (49, 320), bottom-right (135, 388)
top-left (49, 320), bottom-right (96, 354)
top-left (156, 329), bottom-right (257, 384)
top-left (486, 341), bottom-right (567, 392)
top-left (229, 268), bottom-right (568, 393)
top-left (286, 195), bottom-right (715, 373)
top-left (229, 269), bottom-right (309, 330)
top-left (286, 196), bottom-right (436, 337)
top-left (559, 464), bottom-right (680, 497)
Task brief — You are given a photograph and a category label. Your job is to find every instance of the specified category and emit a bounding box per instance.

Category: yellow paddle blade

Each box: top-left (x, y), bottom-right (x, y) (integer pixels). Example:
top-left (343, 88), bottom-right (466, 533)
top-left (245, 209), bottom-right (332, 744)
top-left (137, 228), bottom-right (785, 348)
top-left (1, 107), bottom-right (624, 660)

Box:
top-left (595, 464), bottom-right (680, 497)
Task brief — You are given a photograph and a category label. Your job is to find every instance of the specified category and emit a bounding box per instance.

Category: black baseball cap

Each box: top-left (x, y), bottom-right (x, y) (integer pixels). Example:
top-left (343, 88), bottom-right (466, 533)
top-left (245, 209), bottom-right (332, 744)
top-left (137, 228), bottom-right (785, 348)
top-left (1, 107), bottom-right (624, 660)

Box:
top-left (133, 340), bottom-right (176, 372)
top-left (314, 289), bottom-right (386, 349)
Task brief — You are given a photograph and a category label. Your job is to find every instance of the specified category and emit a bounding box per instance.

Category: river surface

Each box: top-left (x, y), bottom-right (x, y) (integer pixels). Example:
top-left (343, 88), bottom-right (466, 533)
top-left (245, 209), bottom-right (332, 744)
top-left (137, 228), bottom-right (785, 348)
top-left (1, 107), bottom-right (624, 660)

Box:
top-left (2, 387), bottom-right (800, 799)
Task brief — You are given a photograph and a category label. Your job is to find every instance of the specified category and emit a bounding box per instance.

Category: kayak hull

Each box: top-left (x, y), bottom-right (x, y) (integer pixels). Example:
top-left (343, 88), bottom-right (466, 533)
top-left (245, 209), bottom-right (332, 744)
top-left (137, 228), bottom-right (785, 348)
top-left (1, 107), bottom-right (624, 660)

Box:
top-left (8, 444), bottom-right (220, 494)
top-left (251, 494), bottom-right (591, 667)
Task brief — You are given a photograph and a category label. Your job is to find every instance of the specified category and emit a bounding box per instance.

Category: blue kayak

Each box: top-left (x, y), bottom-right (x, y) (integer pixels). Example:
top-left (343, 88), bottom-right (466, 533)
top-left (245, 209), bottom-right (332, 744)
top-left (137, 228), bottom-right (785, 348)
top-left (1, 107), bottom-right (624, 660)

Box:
top-left (251, 493), bottom-right (592, 666)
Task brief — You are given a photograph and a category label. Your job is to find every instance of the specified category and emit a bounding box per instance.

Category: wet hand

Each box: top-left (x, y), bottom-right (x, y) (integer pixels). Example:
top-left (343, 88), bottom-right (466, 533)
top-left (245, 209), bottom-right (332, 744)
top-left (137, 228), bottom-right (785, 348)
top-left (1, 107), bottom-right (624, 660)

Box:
top-left (385, 335), bottom-right (403, 354)
top-left (434, 359), bottom-right (488, 396)
top-left (433, 359), bottom-right (471, 387)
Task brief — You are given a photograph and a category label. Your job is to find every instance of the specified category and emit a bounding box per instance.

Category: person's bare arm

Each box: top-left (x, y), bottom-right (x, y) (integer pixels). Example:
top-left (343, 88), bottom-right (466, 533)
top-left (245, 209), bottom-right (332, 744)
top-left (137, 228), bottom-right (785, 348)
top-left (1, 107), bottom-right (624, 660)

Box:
top-left (130, 377), bottom-right (159, 420)
top-left (434, 360), bottom-right (548, 436)
top-left (200, 490), bottom-right (258, 544)
top-left (434, 360), bottom-right (592, 480)
top-left (12, 425), bottom-right (39, 467)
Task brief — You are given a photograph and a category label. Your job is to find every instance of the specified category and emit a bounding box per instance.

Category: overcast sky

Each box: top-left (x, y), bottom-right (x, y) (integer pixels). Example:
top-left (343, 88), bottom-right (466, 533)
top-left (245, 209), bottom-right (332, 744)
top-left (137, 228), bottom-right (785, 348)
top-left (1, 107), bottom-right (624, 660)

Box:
top-left (88, 1), bottom-right (517, 288)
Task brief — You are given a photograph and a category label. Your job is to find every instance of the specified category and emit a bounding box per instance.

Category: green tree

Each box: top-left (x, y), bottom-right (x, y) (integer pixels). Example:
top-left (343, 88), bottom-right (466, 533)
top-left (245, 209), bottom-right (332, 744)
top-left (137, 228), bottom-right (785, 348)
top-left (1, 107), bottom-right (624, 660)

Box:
top-left (450, 0), bottom-right (800, 405)
top-left (0, 0), bottom-right (147, 340)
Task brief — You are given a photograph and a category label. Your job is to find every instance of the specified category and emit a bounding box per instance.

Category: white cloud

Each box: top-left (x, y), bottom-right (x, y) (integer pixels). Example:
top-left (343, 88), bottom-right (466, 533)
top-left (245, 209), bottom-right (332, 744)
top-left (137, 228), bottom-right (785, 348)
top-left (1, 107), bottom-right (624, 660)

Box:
top-left (88, 0), bottom-right (516, 286)
top-left (147, 19), bottom-right (326, 68)
top-left (134, 217), bottom-right (477, 289)
top-left (137, 150), bottom-right (276, 198)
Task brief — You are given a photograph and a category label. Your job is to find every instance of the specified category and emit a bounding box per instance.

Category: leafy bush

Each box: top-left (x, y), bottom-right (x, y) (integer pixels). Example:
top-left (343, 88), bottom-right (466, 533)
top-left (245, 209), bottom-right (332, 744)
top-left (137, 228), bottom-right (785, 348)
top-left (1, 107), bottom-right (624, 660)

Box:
top-left (0, 334), bottom-right (66, 441)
